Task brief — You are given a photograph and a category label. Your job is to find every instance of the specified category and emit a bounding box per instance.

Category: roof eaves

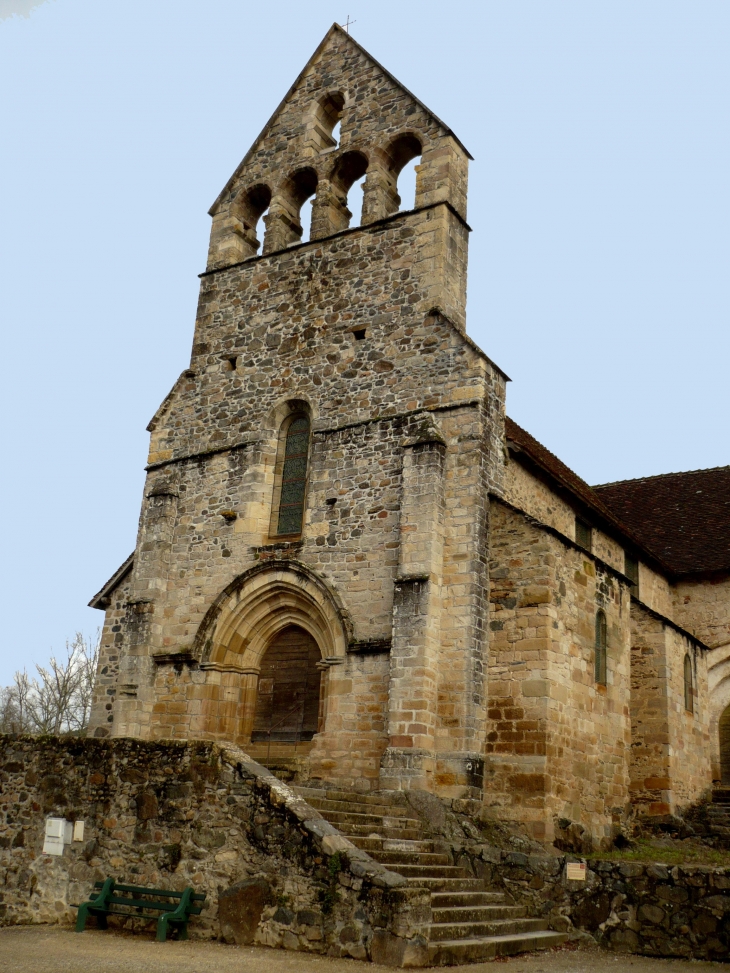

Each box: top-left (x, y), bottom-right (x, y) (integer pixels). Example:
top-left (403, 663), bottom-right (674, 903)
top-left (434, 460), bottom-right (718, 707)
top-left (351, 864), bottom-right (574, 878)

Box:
top-left (505, 419), bottom-right (674, 578)
top-left (89, 553), bottom-right (134, 610)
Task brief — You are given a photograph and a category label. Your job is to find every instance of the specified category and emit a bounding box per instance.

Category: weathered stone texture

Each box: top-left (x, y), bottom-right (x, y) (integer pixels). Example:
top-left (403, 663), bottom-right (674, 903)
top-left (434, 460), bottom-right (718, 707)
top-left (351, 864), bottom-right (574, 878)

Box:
top-left (456, 842), bottom-right (730, 961)
top-left (88, 565), bottom-right (135, 737)
top-left (85, 23), bottom-right (721, 848)
top-left (486, 498), bottom-right (631, 847)
top-left (0, 736), bottom-right (429, 963)
top-left (629, 603), bottom-right (711, 815)
top-left (87, 24), bottom-right (507, 799)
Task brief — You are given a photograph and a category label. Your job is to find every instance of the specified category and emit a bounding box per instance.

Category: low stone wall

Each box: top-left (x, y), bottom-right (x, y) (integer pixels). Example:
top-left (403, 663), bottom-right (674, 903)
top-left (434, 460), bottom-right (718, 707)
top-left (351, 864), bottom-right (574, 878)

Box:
top-left (0, 736), bottom-right (429, 966)
top-left (459, 843), bottom-right (730, 960)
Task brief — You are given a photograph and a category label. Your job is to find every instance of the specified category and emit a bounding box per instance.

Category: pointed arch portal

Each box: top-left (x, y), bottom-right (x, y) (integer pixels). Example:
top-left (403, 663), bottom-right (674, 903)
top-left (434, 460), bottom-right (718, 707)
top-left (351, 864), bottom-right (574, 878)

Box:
top-left (252, 625), bottom-right (322, 742)
top-left (192, 562), bottom-right (350, 744)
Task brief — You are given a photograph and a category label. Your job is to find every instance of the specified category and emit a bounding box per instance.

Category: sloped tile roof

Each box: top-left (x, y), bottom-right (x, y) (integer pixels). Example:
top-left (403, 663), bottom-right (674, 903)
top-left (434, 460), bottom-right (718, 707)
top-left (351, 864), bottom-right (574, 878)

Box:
top-left (594, 467), bottom-right (730, 576)
top-left (504, 417), bottom-right (661, 565)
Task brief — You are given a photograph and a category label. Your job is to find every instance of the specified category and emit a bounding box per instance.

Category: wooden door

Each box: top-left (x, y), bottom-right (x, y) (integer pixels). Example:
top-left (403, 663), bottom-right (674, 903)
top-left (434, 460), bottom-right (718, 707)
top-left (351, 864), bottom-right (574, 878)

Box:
top-left (251, 626), bottom-right (322, 742)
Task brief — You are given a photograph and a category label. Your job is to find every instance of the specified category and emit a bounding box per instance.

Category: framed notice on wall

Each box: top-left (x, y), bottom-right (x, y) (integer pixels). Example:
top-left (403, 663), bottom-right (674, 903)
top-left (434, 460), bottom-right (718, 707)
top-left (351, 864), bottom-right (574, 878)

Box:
top-left (566, 862), bottom-right (587, 881)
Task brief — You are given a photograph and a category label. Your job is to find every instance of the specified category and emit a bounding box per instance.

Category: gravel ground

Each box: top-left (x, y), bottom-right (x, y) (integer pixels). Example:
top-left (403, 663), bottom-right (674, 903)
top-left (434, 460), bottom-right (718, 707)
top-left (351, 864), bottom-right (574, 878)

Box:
top-left (0, 927), bottom-right (726, 973)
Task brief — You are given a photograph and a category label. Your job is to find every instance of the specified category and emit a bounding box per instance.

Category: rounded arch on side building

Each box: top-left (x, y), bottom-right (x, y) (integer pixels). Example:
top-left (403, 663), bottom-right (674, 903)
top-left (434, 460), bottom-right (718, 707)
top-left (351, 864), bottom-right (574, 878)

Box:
top-left (707, 645), bottom-right (730, 782)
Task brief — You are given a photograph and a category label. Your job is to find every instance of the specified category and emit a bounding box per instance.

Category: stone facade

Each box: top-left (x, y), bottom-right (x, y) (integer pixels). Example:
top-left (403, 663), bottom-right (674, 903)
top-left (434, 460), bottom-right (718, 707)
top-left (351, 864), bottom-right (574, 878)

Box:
top-left (87, 23), bottom-right (725, 849)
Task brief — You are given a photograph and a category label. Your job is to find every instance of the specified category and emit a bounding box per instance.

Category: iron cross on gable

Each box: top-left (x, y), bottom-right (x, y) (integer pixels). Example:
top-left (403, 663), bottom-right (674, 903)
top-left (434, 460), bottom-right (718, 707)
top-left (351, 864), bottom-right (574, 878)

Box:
top-left (341, 15), bottom-right (356, 34)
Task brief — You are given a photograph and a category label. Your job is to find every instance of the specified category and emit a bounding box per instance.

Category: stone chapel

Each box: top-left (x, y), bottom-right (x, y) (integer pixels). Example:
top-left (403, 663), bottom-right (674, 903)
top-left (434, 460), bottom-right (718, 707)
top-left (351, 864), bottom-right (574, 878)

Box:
top-left (88, 24), bottom-right (730, 850)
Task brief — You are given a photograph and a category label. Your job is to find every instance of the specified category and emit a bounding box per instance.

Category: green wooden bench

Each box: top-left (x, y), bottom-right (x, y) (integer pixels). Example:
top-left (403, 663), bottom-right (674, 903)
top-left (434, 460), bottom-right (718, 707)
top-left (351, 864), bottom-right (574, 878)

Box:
top-left (74, 878), bottom-right (206, 941)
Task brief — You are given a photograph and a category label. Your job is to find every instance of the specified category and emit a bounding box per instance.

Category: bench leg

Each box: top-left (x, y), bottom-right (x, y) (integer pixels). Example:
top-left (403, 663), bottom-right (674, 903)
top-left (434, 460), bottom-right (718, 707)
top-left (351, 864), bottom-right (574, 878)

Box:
top-left (75, 904), bottom-right (89, 932)
top-left (76, 906), bottom-right (108, 932)
top-left (178, 922), bottom-right (188, 941)
top-left (156, 916), bottom-right (169, 942)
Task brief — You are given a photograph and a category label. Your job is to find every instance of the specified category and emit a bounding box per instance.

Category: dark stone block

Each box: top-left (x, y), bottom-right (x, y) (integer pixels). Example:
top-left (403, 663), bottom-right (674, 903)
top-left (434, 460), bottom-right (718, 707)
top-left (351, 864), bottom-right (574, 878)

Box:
top-left (573, 892), bottom-right (611, 930)
top-left (219, 877), bottom-right (273, 945)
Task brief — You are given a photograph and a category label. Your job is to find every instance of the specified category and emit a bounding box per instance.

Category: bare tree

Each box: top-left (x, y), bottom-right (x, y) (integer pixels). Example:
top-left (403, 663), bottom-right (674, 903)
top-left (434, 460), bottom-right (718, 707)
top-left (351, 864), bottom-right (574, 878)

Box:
top-left (0, 630), bottom-right (100, 736)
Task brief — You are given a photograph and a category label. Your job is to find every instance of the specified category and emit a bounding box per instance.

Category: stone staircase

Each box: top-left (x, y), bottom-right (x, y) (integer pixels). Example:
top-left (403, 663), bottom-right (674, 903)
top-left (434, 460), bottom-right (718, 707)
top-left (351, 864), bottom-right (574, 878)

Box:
top-left (695, 787), bottom-right (730, 846)
top-left (295, 786), bottom-right (567, 965)
top-left (245, 742), bottom-right (313, 782)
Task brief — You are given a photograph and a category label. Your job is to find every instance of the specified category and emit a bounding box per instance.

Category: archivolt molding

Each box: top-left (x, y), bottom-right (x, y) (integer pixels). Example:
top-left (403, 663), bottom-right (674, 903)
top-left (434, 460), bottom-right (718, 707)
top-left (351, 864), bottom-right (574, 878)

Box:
top-left (193, 561), bottom-right (351, 673)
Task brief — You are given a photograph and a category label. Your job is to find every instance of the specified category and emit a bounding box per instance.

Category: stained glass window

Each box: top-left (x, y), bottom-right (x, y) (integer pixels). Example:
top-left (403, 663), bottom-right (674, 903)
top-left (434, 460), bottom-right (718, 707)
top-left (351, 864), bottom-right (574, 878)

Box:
top-left (277, 415), bottom-right (310, 535)
top-left (595, 609), bottom-right (607, 686)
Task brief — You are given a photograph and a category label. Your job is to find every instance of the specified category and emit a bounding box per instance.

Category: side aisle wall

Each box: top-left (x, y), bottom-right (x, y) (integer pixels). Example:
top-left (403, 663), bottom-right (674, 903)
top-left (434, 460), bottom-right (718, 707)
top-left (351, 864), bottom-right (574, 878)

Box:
top-left (486, 499), bottom-right (631, 848)
top-left (629, 603), bottom-right (711, 816)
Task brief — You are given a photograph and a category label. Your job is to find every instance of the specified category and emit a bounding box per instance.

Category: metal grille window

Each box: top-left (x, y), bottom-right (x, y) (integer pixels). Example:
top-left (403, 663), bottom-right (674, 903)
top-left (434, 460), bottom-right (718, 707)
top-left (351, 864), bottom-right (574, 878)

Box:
top-left (595, 609), bottom-right (607, 686)
top-left (276, 415), bottom-right (310, 535)
top-left (684, 654), bottom-right (694, 714)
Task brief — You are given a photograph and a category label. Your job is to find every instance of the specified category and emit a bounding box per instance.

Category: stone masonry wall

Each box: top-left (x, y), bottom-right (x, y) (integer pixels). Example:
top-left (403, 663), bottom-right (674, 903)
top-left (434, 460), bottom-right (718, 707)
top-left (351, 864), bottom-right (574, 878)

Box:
top-left (676, 575), bottom-right (730, 783)
top-left (486, 498), bottom-right (631, 849)
top-left (675, 575), bottom-right (730, 652)
top-left (455, 841), bottom-right (730, 961)
top-left (629, 603), bottom-right (711, 817)
top-left (503, 460), bottom-right (624, 573)
top-left (0, 736), bottom-right (430, 966)
top-left (88, 567), bottom-right (133, 736)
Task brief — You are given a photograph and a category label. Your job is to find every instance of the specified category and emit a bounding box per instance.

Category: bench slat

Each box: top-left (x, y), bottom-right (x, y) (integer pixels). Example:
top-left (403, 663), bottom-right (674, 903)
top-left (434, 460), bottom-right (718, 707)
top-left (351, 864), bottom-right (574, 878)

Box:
top-left (93, 881), bottom-right (205, 902)
top-left (105, 896), bottom-right (174, 911)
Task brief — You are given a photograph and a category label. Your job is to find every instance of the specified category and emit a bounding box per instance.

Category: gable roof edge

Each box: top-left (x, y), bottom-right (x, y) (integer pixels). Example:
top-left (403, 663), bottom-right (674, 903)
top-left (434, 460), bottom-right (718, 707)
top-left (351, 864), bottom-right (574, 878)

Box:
top-left (89, 553), bottom-right (134, 610)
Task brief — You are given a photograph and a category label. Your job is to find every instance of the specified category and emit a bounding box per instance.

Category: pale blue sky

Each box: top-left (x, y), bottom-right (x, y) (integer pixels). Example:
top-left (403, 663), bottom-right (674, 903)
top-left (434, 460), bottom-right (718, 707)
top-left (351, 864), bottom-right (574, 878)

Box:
top-left (1, 1), bottom-right (728, 684)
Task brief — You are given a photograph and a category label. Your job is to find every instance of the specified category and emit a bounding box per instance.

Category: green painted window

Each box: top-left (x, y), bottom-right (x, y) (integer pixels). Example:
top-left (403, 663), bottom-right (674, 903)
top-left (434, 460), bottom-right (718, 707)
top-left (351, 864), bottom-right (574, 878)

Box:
top-left (576, 518), bottom-right (593, 552)
top-left (684, 654), bottom-right (694, 714)
top-left (595, 609), bottom-right (607, 685)
top-left (277, 415), bottom-right (310, 535)
top-left (624, 553), bottom-right (639, 595)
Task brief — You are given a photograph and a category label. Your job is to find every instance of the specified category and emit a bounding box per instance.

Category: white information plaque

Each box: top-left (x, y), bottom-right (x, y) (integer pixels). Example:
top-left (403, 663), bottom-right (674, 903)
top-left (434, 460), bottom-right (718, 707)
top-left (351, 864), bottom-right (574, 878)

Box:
top-left (566, 862), bottom-right (587, 881)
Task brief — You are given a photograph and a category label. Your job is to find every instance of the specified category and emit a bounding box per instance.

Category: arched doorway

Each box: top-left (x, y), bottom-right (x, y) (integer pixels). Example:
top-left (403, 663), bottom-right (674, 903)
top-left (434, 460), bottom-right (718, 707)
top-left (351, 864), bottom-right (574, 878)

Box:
top-left (720, 704), bottom-right (730, 784)
top-left (251, 625), bottom-right (322, 743)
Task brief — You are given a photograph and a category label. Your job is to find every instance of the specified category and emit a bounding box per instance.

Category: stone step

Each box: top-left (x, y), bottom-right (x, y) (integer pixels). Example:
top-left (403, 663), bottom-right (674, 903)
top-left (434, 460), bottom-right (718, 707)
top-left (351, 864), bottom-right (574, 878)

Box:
top-left (340, 824), bottom-right (426, 840)
top-left (347, 836), bottom-right (436, 853)
top-left (368, 851), bottom-right (452, 867)
top-left (407, 877), bottom-right (486, 892)
top-left (431, 891), bottom-right (508, 908)
top-left (294, 787), bottom-right (405, 808)
top-left (391, 864), bottom-right (470, 879)
top-left (432, 905), bottom-right (526, 924)
top-left (429, 917), bottom-right (548, 943)
top-left (303, 796), bottom-right (411, 817)
top-left (315, 809), bottom-right (422, 830)
top-left (427, 930), bottom-right (569, 965)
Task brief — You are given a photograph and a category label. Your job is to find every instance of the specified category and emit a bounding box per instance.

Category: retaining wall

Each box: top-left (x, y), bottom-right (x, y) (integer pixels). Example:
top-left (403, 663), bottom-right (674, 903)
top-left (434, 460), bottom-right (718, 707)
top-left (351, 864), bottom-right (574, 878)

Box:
top-left (0, 736), bottom-right (429, 966)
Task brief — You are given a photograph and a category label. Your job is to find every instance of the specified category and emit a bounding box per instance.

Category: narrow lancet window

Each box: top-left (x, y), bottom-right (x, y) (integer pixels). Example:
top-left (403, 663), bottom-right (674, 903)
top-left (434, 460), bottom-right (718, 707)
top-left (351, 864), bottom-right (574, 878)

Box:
top-left (684, 654), bottom-right (694, 714)
top-left (276, 414), bottom-right (310, 535)
top-left (595, 609), bottom-right (607, 686)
